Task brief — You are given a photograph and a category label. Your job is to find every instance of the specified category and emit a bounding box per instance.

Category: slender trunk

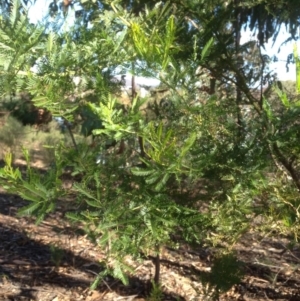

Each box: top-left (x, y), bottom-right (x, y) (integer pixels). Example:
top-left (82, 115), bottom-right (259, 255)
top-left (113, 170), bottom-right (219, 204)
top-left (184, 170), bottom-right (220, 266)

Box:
top-left (131, 62), bottom-right (137, 100)
top-left (258, 43), bottom-right (265, 110)
top-left (64, 118), bottom-right (78, 151)
top-left (209, 77), bottom-right (216, 95)
top-left (153, 249), bottom-right (160, 285)
top-left (234, 0), bottom-right (243, 140)
top-left (272, 143), bottom-right (300, 191)
top-left (138, 136), bottom-right (146, 157)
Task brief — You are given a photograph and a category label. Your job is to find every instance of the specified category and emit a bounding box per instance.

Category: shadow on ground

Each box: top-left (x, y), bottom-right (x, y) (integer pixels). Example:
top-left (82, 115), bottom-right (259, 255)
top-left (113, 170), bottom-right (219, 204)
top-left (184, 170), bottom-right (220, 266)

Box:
top-left (0, 191), bottom-right (186, 301)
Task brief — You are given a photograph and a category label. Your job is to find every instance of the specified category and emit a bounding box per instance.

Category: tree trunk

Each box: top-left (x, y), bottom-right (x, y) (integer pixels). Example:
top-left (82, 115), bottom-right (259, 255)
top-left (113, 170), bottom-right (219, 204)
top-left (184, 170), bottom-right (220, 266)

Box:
top-left (234, 0), bottom-right (243, 140)
top-left (153, 253), bottom-right (160, 285)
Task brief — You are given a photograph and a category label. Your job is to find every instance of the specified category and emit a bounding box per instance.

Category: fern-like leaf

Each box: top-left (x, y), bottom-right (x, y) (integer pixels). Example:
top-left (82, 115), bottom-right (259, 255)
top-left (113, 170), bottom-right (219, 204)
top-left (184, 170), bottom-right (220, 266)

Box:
top-left (131, 167), bottom-right (155, 176)
top-left (201, 37), bottom-right (214, 61)
top-left (154, 172), bottom-right (170, 191)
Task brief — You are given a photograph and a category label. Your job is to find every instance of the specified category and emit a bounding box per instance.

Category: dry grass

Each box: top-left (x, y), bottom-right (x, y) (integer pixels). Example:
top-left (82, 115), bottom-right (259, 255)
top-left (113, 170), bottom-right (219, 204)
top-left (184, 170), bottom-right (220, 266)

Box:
top-left (0, 116), bottom-right (90, 168)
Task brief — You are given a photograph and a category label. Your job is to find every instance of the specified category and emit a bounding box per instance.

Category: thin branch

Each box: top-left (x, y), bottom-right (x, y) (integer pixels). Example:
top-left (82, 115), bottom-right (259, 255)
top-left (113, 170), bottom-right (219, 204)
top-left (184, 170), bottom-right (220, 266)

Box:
top-left (63, 117), bottom-right (78, 151)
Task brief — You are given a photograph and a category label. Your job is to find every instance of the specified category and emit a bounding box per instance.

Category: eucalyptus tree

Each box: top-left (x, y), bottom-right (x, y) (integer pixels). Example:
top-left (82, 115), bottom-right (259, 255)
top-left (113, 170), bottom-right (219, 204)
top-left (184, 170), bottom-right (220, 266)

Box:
top-left (170, 0), bottom-right (300, 197)
top-left (189, 0), bottom-right (300, 239)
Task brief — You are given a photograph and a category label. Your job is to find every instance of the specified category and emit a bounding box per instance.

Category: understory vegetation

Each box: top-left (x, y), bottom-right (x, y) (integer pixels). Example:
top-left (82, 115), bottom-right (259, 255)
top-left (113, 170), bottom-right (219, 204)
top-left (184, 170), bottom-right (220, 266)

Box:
top-left (0, 0), bottom-right (300, 299)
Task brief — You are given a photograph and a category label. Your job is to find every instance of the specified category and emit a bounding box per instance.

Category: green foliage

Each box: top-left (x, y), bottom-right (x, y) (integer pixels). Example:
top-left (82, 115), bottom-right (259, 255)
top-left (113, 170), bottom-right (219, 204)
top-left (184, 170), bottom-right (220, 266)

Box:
top-left (294, 44), bottom-right (300, 95)
top-left (114, 2), bottom-right (180, 70)
top-left (0, 0), bottom-right (45, 94)
top-left (1, 0), bottom-right (300, 297)
top-left (0, 148), bottom-right (64, 224)
top-left (148, 281), bottom-right (164, 301)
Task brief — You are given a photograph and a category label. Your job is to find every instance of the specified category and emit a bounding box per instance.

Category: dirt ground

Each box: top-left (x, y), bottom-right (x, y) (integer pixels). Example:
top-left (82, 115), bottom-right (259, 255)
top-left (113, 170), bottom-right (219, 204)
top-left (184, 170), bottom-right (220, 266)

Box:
top-left (1, 167), bottom-right (300, 300)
